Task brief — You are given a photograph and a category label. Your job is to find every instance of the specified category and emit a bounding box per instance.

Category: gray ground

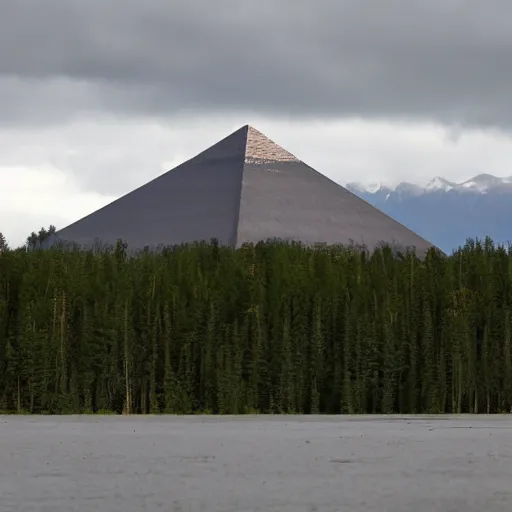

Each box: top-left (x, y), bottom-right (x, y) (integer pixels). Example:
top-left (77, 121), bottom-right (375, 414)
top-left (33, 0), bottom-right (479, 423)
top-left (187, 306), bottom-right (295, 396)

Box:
top-left (1, 415), bottom-right (511, 512)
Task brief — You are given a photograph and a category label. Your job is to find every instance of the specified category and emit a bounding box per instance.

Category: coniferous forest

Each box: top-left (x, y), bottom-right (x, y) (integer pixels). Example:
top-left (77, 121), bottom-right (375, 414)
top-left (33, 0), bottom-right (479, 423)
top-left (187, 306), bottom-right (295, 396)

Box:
top-left (1, 235), bottom-right (512, 415)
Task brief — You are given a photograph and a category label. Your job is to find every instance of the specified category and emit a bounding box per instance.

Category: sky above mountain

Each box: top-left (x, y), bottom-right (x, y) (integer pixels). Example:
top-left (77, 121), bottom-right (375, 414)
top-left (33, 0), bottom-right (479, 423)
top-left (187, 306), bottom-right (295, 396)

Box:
top-left (2, 0), bottom-right (512, 247)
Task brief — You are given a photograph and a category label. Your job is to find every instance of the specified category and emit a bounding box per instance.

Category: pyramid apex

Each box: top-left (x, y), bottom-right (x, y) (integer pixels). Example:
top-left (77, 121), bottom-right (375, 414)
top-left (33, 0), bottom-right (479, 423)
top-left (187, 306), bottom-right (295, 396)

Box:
top-left (236, 123), bottom-right (260, 133)
top-left (244, 125), bottom-right (299, 164)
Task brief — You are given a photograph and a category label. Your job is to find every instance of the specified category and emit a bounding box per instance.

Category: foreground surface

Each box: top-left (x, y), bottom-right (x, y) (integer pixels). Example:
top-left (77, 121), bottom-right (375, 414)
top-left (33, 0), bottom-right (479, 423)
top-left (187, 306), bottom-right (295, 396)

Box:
top-left (1, 415), bottom-right (511, 512)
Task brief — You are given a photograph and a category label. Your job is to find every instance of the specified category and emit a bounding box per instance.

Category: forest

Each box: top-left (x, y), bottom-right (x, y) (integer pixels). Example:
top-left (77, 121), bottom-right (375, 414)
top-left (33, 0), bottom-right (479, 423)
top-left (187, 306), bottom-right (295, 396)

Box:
top-left (0, 233), bottom-right (511, 415)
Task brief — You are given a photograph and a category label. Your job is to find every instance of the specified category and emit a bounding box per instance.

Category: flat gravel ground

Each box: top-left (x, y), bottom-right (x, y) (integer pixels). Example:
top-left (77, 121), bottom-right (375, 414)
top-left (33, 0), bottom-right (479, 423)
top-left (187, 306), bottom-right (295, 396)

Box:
top-left (1, 415), bottom-right (511, 511)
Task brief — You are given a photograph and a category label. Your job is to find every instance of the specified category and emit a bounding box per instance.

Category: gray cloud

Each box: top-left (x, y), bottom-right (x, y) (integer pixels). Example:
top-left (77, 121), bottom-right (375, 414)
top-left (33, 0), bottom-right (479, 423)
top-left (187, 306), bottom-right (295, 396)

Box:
top-left (1, 0), bottom-right (512, 128)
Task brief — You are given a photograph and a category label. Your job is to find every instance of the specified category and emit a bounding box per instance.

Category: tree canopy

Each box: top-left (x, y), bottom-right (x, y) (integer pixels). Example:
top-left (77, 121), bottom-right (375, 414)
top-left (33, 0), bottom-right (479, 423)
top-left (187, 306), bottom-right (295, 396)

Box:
top-left (0, 237), bottom-right (511, 414)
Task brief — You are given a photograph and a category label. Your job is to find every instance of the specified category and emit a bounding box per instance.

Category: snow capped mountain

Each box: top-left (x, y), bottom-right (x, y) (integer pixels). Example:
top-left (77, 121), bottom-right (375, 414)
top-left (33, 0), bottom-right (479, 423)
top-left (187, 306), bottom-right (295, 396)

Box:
top-left (425, 176), bottom-right (456, 192)
top-left (394, 182), bottom-right (425, 196)
top-left (346, 174), bottom-right (512, 253)
top-left (459, 174), bottom-right (509, 193)
top-left (348, 181), bottom-right (383, 194)
top-left (347, 174), bottom-right (512, 196)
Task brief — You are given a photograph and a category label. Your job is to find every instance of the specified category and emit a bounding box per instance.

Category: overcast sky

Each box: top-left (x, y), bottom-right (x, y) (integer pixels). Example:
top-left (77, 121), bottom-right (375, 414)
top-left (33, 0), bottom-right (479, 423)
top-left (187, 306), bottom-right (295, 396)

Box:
top-left (2, 0), bottom-right (512, 247)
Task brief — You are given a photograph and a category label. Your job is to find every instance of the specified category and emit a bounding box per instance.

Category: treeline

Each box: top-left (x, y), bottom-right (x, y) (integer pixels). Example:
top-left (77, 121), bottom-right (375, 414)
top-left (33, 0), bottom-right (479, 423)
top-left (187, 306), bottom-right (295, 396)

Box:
top-left (0, 237), bottom-right (511, 415)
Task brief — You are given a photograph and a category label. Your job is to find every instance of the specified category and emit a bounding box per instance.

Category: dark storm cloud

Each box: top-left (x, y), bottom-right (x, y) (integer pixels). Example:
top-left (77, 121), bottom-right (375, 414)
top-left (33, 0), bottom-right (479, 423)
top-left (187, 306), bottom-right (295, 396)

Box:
top-left (1, 0), bottom-right (512, 128)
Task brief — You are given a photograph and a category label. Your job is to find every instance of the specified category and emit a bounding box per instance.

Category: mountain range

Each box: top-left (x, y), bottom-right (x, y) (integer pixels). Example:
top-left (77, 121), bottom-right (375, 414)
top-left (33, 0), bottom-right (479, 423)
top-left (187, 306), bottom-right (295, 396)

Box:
top-left (346, 174), bottom-right (512, 253)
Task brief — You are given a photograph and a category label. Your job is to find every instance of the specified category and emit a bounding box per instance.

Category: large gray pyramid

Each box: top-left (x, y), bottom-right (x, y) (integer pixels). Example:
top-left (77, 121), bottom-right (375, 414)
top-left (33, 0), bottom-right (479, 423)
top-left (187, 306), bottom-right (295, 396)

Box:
top-left (51, 125), bottom-right (434, 254)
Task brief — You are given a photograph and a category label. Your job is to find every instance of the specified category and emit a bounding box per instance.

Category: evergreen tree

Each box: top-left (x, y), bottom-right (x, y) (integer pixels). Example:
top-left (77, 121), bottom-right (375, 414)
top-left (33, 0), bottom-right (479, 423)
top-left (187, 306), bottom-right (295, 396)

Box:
top-left (0, 237), bottom-right (511, 414)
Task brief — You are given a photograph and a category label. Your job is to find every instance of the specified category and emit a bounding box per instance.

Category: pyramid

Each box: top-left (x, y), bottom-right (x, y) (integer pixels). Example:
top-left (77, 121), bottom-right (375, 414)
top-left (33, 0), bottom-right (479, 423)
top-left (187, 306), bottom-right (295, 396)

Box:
top-left (50, 125), bottom-right (434, 255)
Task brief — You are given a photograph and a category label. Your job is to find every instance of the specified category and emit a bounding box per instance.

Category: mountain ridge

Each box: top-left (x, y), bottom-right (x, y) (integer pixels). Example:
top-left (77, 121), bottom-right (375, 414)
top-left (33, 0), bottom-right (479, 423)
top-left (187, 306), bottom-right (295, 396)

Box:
top-left (347, 173), bottom-right (512, 196)
top-left (345, 173), bottom-right (512, 253)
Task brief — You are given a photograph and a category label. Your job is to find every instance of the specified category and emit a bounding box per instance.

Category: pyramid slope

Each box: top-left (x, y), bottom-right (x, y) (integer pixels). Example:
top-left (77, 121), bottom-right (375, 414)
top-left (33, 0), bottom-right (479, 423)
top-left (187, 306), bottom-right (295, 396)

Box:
top-left (53, 126), bottom-right (248, 249)
top-left (51, 124), bottom-right (435, 255)
top-left (236, 127), bottom-right (433, 254)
